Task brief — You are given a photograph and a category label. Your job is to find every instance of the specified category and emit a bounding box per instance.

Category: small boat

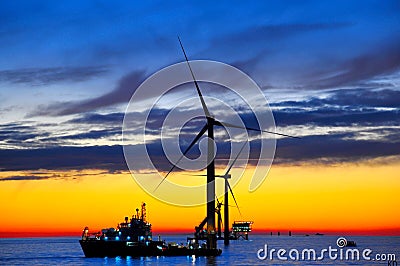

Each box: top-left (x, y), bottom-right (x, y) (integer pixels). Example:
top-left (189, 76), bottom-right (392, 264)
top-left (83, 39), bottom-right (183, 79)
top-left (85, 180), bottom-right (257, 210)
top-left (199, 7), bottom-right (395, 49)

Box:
top-left (346, 240), bottom-right (357, 247)
top-left (79, 203), bottom-right (222, 258)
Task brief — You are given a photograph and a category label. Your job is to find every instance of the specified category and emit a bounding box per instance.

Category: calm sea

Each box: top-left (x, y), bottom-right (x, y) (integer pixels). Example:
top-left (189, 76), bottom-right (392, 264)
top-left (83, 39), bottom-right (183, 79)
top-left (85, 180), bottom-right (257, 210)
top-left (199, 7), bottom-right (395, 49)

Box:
top-left (0, 235), bottom-right (399, 265)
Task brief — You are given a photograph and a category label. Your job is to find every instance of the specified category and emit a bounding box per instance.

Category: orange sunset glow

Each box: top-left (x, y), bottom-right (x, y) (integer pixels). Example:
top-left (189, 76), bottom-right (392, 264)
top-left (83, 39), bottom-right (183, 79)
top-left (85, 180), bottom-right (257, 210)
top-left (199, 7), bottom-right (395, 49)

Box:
top-left (1, 159), bottom-right (399, 237)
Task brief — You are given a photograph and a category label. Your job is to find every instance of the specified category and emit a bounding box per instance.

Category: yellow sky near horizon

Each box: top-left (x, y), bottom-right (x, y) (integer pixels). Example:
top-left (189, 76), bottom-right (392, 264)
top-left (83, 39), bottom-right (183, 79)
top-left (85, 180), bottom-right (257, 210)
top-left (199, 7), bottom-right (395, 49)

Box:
top-left (0, 159), bottom-right (399, 235)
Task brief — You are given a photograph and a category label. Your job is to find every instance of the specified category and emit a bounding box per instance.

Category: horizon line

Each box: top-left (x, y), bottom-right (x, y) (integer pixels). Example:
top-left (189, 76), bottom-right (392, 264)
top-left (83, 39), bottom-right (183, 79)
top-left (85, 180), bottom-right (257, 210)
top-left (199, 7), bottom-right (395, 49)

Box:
top-left (1, 228), bottom-right (399, 238)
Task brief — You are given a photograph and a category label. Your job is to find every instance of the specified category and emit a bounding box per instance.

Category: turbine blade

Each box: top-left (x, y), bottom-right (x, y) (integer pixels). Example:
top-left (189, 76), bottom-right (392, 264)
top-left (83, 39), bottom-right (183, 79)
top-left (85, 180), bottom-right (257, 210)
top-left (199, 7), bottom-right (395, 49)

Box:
top-left (183, 174), bottom-right (225, 178)
top-left (154, 123), bottom-right (208, 191)
top-left (227, 182), bottom-right (242, 216)
top-left (224, 141), bottom-right (247, 177)
top-left (214, 120), bottom-right (300, 139)
top-left (178, 37), bottom-right (211, 118)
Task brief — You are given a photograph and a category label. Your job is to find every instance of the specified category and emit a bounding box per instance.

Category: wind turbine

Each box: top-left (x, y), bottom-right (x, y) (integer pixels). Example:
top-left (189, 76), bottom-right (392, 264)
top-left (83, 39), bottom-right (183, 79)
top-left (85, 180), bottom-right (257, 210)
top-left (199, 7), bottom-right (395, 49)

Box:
top-left (191, 141), bottom-right (245, 245)
top-left (155, 37), bottom-right (299, 249)
top-left (217, 141), bottom-right (246, 245)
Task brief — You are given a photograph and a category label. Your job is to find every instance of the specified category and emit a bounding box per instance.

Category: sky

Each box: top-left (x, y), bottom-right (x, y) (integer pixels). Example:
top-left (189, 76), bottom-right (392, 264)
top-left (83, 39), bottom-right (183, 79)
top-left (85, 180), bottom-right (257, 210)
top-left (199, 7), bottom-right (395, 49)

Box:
top-left (0, 0), bottom-right (399, 236)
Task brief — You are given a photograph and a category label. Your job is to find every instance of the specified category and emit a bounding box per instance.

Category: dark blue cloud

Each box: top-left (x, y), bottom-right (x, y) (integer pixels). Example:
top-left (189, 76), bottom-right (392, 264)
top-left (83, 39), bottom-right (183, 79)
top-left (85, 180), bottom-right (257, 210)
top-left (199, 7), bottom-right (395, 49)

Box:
top-left (0, 145), bottom-right (126, 172)
top-left (274, 108), bottom-right (399, 127)
top-left (323, 88), bottom-right (400, 108)
top-left (0, 66), bottom-right (109, 86)
top-left (1, 127), bottom-right (399, 172)
top-left (274, 131), bottom-right (400, 164)
top-left (0, 175), bottom-right (56, 181)
top-left (0, 123), bottom-right (50, 143)
top-left (44, 129), bottom-right (121, 142)
top-left (310, 42), bottom-right (400, 89)
top-left (272, 88), bottom-right (400, 109)
top-left (271, 88), bottom-right (400, 127)
top-left (68, 112), bottom-right (125, 124)
top-left (29, 70), bottom-right (147, 117)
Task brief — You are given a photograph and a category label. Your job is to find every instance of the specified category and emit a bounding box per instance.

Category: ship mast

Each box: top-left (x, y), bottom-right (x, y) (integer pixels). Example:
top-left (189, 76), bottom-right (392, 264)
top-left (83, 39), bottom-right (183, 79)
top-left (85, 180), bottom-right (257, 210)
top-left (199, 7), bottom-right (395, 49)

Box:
top-left (141, 202), bottom-right (147, 222)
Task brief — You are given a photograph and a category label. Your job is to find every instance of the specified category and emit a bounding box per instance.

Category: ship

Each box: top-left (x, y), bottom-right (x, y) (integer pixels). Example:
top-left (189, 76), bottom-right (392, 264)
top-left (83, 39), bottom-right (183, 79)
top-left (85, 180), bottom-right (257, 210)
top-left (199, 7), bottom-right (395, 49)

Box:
top-left (79, 203), bottom-right (222, 258)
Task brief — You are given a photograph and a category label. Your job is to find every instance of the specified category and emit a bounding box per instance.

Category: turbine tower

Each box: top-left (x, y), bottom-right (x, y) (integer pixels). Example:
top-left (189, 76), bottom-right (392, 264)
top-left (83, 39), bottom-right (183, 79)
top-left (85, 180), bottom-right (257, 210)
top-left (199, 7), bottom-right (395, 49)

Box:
top-left (218, 141), bottom-right (246, 245)
top-left (155, 37), bottom-right (299, 249)
top-left (191, 142), bottom-right (245, 245)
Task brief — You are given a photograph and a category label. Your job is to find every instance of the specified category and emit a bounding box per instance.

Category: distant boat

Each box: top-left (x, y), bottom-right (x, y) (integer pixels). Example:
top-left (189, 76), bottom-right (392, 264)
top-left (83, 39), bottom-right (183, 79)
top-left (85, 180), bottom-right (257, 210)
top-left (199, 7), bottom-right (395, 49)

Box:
top-left (315, 233), bottom-right (324, 236)
top-left (346, 240), bottom-right (357, 247)
top-left (79, 203), bottom-right (222, 258)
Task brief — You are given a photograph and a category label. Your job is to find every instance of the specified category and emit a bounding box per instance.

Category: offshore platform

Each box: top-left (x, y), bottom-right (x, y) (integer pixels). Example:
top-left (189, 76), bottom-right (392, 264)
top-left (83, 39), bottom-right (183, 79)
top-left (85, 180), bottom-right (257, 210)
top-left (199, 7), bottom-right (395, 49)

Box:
top-left (231, 221), bottom-right (254, 240)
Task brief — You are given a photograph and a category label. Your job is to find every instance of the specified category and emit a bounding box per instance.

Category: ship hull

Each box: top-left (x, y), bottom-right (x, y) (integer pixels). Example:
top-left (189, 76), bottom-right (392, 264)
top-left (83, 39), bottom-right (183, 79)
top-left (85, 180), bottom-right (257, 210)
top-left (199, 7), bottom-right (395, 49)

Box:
top-left (79, 240), bottom-right (221, 258)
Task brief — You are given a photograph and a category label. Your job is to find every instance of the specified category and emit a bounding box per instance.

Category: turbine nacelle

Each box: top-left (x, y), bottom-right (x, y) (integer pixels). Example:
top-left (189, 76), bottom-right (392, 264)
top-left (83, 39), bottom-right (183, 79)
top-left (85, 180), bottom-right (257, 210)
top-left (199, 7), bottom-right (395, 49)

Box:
top-left (215, 174), bottom-right (231, 180)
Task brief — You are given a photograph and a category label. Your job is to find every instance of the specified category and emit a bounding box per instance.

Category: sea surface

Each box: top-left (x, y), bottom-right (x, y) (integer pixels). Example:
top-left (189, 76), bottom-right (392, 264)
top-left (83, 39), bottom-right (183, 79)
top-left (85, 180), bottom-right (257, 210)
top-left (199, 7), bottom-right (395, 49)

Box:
top-left (0, 235), bottom-right (399, 265)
